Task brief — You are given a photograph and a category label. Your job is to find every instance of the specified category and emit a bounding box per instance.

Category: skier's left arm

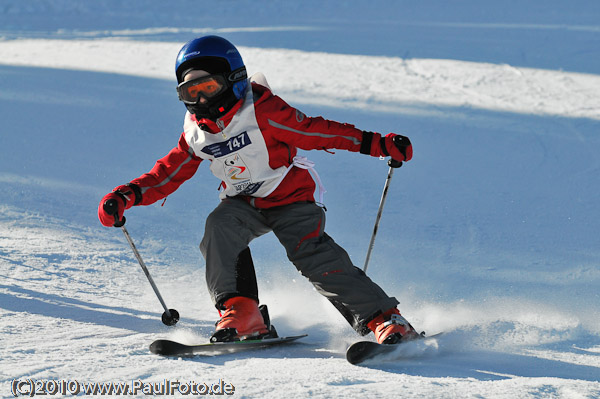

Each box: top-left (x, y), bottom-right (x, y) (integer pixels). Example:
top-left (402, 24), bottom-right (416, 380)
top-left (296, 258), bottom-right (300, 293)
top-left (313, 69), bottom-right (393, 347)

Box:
top-left (257, 95), bottom-right (412, 163)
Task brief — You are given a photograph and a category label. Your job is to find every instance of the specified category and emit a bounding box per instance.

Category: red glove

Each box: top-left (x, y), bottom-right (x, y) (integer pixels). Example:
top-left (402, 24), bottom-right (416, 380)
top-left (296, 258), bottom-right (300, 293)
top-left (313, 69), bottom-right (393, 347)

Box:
top-left (381, 133), bottom-right (412, 162)
top-left (98, 184), bottom-right (141, 227)
top-left (360, 132), bottom-right (413, 163)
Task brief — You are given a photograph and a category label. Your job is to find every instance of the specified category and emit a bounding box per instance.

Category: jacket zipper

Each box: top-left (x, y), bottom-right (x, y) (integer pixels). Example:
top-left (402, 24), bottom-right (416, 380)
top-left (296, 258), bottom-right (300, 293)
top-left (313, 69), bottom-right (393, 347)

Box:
top-left (216, 118), bottom-right (226, 138)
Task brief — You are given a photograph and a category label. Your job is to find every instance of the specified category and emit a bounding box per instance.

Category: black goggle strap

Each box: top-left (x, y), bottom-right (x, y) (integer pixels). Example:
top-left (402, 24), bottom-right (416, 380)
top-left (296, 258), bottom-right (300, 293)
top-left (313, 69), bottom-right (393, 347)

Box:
top-left (227, 66), bottom-right (247, 83)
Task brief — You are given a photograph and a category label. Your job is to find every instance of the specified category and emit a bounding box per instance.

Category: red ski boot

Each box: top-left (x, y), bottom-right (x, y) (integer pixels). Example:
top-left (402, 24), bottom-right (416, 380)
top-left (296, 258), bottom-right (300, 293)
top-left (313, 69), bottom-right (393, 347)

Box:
top-left (367, 308), bottom-right (420, 344)
top-left (210, 297), bottom-right (271, 342)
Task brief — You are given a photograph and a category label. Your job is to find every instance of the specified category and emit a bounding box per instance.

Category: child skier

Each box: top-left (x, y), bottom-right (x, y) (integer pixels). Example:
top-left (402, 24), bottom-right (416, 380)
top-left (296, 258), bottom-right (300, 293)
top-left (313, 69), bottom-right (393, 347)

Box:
top-left (98, 35), bottom-right (417, 344)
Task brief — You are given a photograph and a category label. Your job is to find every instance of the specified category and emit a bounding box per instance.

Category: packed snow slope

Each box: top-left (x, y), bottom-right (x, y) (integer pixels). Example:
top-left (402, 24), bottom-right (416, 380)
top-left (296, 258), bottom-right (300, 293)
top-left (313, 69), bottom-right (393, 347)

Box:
top-left (1, 1), bottom-right (599, 398)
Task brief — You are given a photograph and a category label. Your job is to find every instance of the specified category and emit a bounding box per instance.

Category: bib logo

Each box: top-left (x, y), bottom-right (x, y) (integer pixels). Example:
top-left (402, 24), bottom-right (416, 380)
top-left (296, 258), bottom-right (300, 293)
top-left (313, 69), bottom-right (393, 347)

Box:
top-left (223, 154), bottom-right (253, 191)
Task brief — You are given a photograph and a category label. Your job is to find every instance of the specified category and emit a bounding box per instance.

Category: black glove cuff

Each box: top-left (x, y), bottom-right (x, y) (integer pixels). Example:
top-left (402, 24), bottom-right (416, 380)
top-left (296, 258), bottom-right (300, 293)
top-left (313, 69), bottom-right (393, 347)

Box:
top-left (360, 131), bottom-right (374, 155)
top-left (114, 183), bottom-right (143, 206)
top-left (127, 183), bottom-right (143, 206)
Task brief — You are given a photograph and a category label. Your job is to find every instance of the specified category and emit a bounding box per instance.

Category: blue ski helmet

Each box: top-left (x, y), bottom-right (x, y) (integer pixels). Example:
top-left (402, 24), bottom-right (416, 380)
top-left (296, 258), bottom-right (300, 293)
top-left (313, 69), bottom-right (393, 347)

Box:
top-left (175, 35), bottom-right (248, 100)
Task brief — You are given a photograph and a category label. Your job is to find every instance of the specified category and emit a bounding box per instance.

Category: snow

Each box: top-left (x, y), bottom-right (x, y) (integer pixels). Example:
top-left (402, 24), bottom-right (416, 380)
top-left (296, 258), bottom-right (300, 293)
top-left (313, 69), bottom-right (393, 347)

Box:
top-left (1, 1), bottom-right (599, 397)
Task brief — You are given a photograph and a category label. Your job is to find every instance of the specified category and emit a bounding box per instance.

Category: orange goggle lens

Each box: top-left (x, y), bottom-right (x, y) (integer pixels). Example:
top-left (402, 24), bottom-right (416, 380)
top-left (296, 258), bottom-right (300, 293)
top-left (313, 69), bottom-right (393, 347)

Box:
top-left (177, 75), bottom-right (227, 104)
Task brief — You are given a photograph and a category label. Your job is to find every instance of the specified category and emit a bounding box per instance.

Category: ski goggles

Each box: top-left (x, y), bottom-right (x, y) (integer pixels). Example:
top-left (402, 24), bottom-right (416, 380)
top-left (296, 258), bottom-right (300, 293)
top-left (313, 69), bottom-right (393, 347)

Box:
top-left (176, 74), bottom-right (228, 104)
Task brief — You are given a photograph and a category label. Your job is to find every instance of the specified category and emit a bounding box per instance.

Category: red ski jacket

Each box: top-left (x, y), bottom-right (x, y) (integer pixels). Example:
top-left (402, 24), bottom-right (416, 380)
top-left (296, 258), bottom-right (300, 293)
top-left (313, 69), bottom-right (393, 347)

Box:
top-left (128, 82), bottom-right (395, 209)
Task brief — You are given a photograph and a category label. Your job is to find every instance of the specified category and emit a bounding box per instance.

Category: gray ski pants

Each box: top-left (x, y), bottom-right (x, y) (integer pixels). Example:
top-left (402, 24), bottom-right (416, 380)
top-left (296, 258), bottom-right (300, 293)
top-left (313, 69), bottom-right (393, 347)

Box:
top-left (200, 197), bottom-right (399, 335)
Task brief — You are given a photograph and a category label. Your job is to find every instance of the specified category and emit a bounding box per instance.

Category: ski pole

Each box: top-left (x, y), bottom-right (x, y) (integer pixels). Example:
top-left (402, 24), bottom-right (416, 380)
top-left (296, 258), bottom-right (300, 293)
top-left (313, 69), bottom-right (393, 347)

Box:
top-left (103, 199), bottom-right (180, 326)
top-left (363, 159), bottom-right (403, 273)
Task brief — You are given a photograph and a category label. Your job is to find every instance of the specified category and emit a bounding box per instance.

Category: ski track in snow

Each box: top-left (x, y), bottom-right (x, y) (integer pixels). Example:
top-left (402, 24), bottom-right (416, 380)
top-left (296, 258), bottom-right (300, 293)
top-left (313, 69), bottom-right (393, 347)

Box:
top-left (1, 1), bottom-right (600, 398)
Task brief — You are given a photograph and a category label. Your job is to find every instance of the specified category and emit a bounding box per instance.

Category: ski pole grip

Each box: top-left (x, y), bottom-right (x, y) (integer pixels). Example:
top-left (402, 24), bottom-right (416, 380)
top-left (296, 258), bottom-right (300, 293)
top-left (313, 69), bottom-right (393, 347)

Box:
top-left (103, 198), bottom-right (126, 227)
top-left (388, 159), bottom-right (403, 168)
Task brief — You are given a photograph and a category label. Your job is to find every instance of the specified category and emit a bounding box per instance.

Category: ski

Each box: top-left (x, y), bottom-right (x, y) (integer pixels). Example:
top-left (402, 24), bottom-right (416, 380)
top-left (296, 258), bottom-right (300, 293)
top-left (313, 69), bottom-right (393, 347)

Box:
top-left (346, 332), bottom-right (443, 365)
top-left (149, 334), bottom-right (307, 357)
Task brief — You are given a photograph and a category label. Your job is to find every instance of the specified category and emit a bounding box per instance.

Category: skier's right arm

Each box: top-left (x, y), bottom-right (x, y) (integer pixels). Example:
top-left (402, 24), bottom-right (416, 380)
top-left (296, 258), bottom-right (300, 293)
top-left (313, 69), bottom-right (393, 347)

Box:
top-left (98, 134), bottom-right (202, 227)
